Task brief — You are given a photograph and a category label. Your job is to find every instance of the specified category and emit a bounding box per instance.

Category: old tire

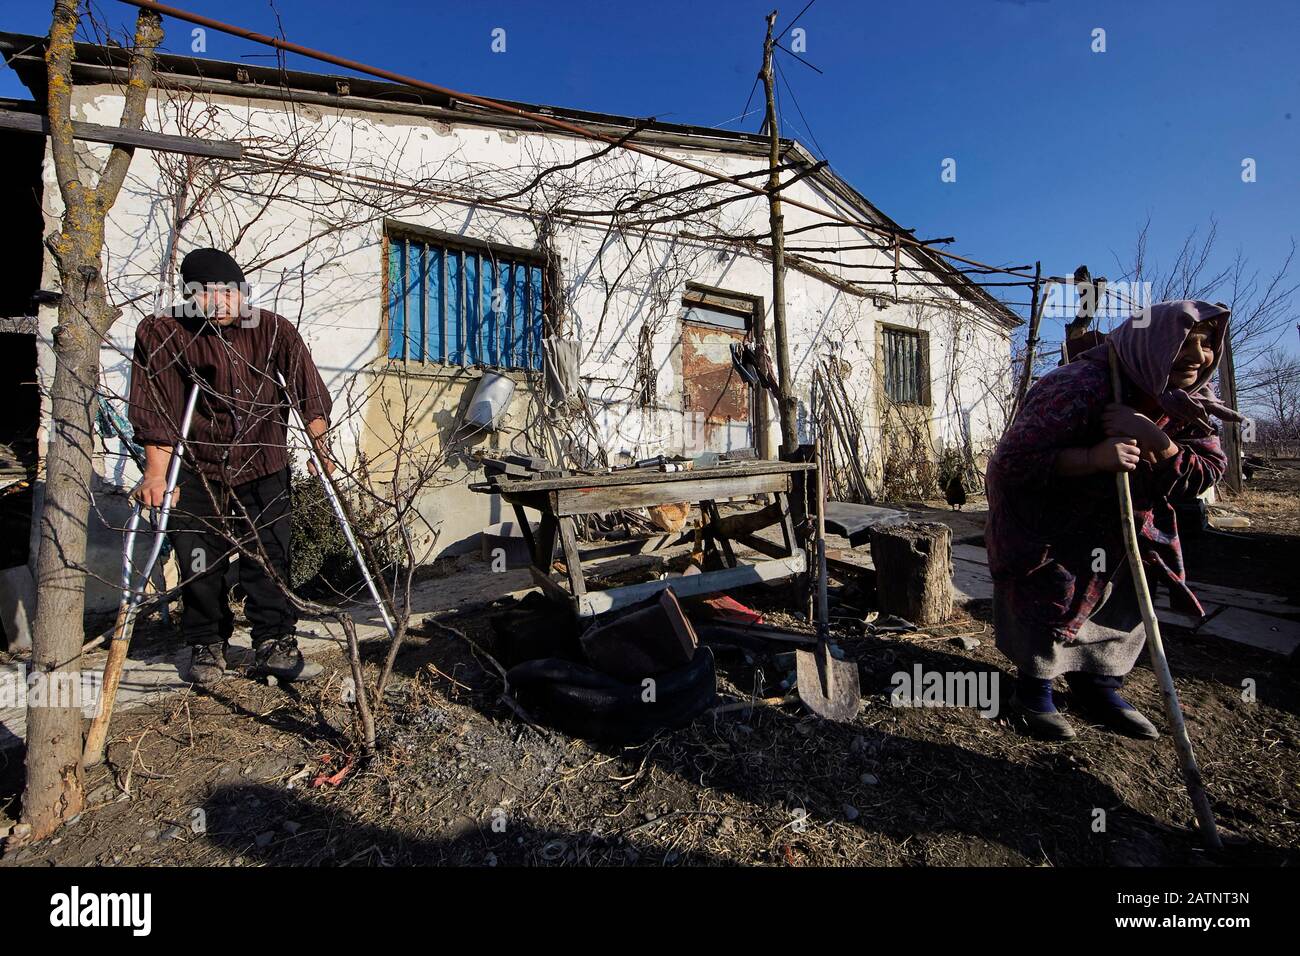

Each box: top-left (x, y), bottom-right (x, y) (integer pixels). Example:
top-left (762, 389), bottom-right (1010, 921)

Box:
top-left (507, 649), bottom-right (717, 744)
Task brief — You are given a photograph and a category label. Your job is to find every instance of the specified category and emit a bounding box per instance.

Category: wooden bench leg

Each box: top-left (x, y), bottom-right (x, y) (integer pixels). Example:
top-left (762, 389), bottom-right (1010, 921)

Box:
top-left (775, 491), bottom-right (798, 558)
top-left (533, 514), bottom-right (558, 570)
top-left (703, 499), bottom-right (739, 568)
top-left (512, 503), bottom-right (536, 559)
top-left (557, 515), bottom-right (587, 598)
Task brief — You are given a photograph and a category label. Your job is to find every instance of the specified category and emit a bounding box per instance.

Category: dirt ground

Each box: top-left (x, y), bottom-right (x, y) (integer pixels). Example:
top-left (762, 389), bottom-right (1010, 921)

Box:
top-left (2, 466), bottom-right (1298, 868)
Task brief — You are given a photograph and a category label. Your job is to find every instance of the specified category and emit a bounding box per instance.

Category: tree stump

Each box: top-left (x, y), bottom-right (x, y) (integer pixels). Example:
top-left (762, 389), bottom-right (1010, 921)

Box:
top-left (868, 521), bottom-right (953, 625)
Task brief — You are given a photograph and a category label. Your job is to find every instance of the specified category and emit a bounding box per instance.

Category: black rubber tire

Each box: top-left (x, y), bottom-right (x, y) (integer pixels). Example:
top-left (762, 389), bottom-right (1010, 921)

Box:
top-left (507, 649), bottom-right (717, 743)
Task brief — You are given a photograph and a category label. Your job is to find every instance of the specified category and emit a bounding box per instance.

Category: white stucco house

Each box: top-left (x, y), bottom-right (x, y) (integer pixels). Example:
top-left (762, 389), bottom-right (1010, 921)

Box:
top-left (0, 32), bottom-right (1019, 616)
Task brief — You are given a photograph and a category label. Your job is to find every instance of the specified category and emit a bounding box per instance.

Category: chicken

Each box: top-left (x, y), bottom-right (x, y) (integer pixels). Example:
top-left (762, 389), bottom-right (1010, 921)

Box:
top-left (944, 473), bottom-right (967, 511)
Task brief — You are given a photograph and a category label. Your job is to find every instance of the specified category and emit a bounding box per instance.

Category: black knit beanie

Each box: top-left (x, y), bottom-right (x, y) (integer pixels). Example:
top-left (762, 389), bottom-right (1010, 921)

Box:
top-left (180, 248), bottom-right (246, 287)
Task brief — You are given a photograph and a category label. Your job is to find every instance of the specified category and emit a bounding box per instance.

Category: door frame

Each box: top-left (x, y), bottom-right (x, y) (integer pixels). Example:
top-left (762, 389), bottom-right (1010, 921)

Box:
top-left (680, 283), bottom-right (770, 459)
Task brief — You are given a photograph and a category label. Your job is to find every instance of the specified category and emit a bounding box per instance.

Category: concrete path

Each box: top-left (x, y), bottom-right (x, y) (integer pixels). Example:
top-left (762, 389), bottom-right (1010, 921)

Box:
top-left (947, 544), bottom-right (1300, 657)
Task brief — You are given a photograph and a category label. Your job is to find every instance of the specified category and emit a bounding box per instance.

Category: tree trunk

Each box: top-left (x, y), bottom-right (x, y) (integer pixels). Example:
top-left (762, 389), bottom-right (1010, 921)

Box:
top-left (23, 268), bottom-right (105, 838)
top-left (18, 2), bottom-right (164, 841)
top-left (868, 521), bottom-right (954, 626)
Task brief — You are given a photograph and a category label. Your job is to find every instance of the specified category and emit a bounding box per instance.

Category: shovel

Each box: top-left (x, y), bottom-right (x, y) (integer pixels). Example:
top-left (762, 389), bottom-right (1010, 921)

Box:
top-left (796, 435), bottom-right (861, 721)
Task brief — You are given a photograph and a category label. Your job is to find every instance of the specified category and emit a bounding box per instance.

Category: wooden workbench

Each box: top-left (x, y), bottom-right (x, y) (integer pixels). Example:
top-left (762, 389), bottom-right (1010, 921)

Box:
top-left (477, 460), bottom-right (815, 617)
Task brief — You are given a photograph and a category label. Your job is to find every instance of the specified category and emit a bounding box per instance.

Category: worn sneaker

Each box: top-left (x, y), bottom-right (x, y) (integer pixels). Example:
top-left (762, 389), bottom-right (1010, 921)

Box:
top-left (252, 636), bottom-right (323, 683)
top-left (187, 643), bottom-right (227, 687)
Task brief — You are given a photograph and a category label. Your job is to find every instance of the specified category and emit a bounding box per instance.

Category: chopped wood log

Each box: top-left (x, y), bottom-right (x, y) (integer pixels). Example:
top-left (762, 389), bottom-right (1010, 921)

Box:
top-left (867, 521), bottom-right (953, 625)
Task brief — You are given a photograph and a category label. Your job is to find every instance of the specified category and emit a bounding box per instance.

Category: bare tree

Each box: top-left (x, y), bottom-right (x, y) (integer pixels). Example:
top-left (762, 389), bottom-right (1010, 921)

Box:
top-left (1239, 348), bottom-right (1300, 452)
top-left (1116, 215), bottom-right (1300, 370)
top-left (19, 3), bottom-right (164, 844)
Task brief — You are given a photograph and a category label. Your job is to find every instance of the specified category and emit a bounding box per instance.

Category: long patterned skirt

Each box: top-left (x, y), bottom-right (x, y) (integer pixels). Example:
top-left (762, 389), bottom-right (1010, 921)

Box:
top-left (994, 557), bottom-right (1147, 679)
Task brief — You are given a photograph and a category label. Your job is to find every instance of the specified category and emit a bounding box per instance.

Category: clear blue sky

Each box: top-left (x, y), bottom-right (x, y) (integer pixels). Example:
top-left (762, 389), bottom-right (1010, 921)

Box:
top-left (4, 0), bottom-right (1298, 347)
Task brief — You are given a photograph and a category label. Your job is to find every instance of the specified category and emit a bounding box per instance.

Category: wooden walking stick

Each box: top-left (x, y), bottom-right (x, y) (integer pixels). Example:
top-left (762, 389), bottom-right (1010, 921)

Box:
top-left (84, 384), bottom-right (201, 766)
top-left (1108, 347), bottom-right (1222, 850)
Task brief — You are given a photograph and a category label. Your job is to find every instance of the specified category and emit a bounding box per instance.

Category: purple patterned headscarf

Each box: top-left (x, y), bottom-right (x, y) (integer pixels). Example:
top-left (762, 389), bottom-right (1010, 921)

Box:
top-left (1095, 300), bottom-right (1242, 432)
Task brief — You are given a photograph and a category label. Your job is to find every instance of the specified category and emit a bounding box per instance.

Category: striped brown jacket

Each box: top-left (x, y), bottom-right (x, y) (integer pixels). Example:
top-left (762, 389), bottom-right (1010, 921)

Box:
top-left (127, 307), bottom-right (332, 486)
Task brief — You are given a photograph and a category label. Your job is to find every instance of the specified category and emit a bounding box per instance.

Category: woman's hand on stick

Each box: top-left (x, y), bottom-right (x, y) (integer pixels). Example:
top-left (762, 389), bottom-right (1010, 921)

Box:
top-left (1102, 403), bottom-right (1173, 456)
top-left (1089, 437), bottom-right (1142, 473)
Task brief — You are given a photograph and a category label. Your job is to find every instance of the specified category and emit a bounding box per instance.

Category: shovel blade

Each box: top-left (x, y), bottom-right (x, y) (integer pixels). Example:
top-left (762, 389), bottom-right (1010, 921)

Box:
top-left (796, 646), bottom-right (862, 722)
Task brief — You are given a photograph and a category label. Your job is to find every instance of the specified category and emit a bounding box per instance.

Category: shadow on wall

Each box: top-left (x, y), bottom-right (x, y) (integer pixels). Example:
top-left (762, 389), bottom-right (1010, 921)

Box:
top-left (357, 362), bottom-right (543, 558)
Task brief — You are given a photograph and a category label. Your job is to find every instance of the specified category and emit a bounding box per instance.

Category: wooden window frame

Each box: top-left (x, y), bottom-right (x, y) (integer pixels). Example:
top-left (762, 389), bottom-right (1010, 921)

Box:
top-left (382, 219), bottom-right (548, 372)
top-left (878, 323), bottom-right (932, 407)
top-left (680, 282), bottom-right (769, 459)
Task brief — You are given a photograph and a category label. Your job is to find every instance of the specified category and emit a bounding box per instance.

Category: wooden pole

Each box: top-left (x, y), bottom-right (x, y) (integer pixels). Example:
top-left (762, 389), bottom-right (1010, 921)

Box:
top-left (0, 107), bottom-right (243, 159)
top-left (1010, 260), bottom-right (1043, 420)
top-left (760, 11), bottom-right (799, 457)
top-left (1218, 331), bottom-right (1243, 493)
top-left (1108, 348), bottom-right (1222, 850)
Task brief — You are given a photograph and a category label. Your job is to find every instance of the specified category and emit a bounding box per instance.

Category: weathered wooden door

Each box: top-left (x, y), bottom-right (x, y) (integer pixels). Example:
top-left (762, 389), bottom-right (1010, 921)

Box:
top-left (681, 300), bottom-right (753, 455)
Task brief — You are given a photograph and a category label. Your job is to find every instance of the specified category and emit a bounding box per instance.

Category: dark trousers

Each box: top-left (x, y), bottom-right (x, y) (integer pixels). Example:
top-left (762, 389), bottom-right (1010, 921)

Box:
top-left (168, 467), bottom-right (297, 647)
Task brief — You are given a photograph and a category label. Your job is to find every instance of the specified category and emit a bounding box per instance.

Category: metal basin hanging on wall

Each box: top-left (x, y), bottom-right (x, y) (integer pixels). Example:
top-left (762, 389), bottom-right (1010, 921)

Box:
top-left (465, 371), bottom-right (516, 431)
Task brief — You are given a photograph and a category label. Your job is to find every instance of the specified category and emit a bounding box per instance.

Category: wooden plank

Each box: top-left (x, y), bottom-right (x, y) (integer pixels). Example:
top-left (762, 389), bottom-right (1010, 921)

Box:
top-left (496, 489), bottom-right (552, 512)
top-left (553, 472), bottom-right (789, 516)
top-left (1185, 582), bottom-right (1296, 614)
top-left (577, 533), bottom-right (686, 561)
top-left (825, 548), bottom-right (877, 582)
top-left (575, 552), bottom-right (807, 617)
top-left (489, 460), bottom-right (814, 494)
top-left (0, 108), bottom-right (244, 159)
top-left (1155, 604), bottom-right (1212, 631)
top-left (713, 502), bottom-right (783, 539)
top-left (1198, 606), bottom-right (1300, 656)
top-left (735, 533), bottom-right (792, 559)
top-left (704, 500), bottom-right (739, 568)
top-left (511, 503), bottom-right (536, 558)
top-left (951, 544), bottom-right (989, 565)
top-left (951, 560), bottom-right (994, 603)
top-left (823, 501), bottom-right (914, 547)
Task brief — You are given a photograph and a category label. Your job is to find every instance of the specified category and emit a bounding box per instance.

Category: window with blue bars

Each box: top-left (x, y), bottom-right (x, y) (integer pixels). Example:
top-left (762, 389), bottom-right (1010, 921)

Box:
top-left (387, 231), bottom-right (545, 370)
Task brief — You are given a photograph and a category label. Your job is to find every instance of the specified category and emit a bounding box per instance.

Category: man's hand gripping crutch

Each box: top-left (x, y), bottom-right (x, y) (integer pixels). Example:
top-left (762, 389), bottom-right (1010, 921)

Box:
top-left (84, 383), bottom-right (201, 766)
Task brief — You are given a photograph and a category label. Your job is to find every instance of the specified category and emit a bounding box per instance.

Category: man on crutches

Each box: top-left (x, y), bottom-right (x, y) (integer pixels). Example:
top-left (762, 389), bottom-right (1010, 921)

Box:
top-left (128, 248), bottom-right (333, 686)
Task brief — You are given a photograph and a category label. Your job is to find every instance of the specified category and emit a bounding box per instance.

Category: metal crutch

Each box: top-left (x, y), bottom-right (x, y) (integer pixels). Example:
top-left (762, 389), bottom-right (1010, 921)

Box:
top-left (275, 372), bottom-right (396, 641)
top-left (84, 383), bottom-right (201, 765)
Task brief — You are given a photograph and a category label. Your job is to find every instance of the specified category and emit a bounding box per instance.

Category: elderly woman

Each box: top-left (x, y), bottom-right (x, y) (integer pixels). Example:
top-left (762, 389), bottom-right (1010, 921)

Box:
top-left (985, 300), bottom-right (1238, 740)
